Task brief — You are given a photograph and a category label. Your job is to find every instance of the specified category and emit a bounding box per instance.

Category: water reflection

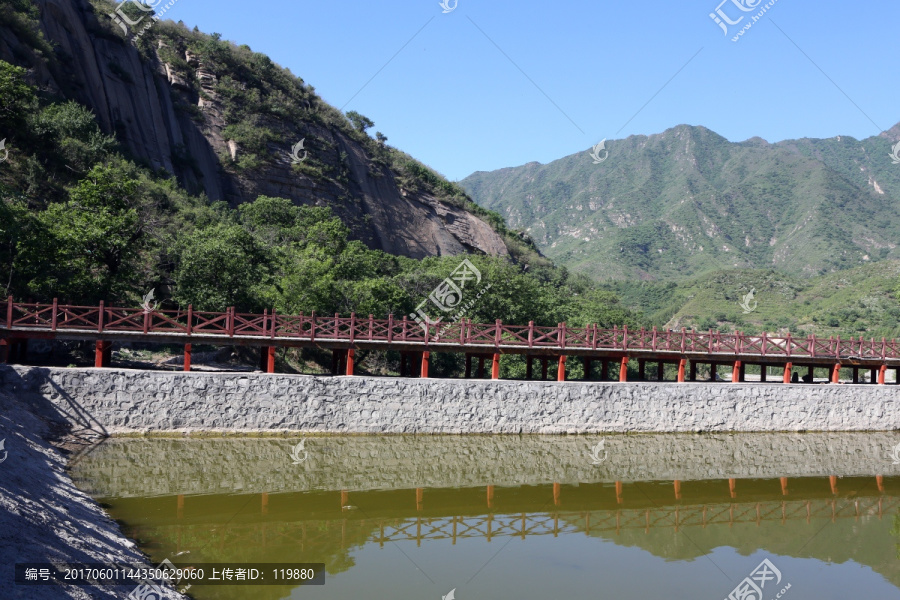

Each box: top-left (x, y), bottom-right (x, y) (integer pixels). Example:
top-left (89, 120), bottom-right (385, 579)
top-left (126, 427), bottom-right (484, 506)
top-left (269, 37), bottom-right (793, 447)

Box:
top-left (71, 435), bottom-right (900, 600)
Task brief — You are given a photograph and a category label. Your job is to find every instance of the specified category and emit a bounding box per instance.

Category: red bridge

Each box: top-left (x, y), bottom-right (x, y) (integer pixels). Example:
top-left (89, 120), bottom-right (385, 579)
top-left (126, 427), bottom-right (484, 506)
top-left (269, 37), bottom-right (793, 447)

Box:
top-left (3, 297), bottom-right (899, 384)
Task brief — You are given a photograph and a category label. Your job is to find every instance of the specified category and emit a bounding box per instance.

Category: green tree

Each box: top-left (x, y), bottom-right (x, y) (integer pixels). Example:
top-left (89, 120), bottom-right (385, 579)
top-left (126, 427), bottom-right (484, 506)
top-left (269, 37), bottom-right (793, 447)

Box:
top-left (0, 194), bottom-right (52, 297)
top-left (345, 110), bottom-right (374, 134)
top-left (41, 164), bottom-right (145, 301)
top-left (0, 60), bottom-right (37, 135)
top-left (32, 101), bottom-right (116, 173)
top-left (173, 223), bottom-right (272, 311)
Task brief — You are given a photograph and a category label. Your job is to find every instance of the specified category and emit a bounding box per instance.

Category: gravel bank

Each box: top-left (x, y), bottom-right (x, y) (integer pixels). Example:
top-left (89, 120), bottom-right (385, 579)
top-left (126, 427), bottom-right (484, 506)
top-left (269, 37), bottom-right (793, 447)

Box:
top-left (0, 389), bottom-right (184, 599)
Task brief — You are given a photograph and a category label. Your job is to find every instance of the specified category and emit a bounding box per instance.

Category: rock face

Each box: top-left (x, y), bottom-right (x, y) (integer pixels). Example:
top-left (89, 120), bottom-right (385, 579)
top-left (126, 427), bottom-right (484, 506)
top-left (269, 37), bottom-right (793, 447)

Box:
top-left (4, 366), bottom-right (900, 436)
top-left (0, 0), bottom-right (509, 260)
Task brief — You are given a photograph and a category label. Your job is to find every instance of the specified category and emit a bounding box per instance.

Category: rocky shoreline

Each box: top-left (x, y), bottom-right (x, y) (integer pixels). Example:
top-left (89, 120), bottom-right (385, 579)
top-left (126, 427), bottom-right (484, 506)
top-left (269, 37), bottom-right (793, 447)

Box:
top-left (0, 390), bottom-right (185, 599)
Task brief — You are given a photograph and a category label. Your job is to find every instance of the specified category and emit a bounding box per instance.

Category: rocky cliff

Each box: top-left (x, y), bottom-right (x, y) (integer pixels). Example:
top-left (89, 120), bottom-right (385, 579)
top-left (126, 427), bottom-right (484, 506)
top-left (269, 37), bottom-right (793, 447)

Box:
top-left (0, 0), bottom-right (508, 259)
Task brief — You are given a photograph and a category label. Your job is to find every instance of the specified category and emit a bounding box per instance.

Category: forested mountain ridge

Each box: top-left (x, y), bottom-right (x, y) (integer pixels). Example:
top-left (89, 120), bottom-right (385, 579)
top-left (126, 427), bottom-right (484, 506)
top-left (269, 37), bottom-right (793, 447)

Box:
top-left (0, 0), bottom-right (524, 260)
top-left (462, 123), bottom-right (900, 282)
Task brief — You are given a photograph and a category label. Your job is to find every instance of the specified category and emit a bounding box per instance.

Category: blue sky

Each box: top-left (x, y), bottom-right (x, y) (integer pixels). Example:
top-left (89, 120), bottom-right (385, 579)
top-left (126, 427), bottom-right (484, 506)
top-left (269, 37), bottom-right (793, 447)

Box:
top-left (161, 0), bottom-right (898, 181)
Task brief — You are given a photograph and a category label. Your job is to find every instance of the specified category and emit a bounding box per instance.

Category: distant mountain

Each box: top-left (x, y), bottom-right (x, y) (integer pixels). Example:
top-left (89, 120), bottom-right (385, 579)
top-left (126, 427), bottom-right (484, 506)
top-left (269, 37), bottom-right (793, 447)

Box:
top-left (461, 124), bottom-right (900, 281)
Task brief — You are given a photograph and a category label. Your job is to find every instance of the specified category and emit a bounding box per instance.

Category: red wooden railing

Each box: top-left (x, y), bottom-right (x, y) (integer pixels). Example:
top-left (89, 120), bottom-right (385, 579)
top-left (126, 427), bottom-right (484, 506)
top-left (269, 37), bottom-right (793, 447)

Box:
top-left (2, 297), bottom-right (898, 360)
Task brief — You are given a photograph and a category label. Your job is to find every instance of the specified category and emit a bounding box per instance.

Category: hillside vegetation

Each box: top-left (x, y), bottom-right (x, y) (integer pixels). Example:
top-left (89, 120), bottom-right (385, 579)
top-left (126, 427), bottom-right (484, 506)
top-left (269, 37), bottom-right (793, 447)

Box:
top-left (604, 261), bottom-right (900, 340)
top-left (0, 2), bottom-right (639, 344)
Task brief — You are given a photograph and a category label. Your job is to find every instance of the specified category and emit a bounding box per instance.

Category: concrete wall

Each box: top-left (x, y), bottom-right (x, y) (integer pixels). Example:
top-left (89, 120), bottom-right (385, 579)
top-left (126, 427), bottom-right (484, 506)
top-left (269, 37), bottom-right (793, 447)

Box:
top-left (3, 365), bottom-right (900, 435)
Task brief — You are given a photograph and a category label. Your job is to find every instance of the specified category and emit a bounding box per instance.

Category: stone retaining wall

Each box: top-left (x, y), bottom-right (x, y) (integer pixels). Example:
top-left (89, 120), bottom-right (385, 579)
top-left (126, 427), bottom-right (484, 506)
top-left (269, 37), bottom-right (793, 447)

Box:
top-left (3, 365), bottom-right (900, 435)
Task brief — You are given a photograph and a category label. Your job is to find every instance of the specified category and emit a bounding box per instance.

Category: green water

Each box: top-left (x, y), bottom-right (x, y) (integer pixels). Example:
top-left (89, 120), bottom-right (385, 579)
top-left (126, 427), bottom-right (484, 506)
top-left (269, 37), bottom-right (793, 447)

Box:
top-left (70, 434), bottom-right (900, 600)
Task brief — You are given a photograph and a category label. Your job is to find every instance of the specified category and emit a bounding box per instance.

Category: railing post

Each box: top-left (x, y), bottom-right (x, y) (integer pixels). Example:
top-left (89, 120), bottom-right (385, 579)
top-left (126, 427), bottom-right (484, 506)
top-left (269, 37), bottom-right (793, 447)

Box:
top-left (387, 314), bottom-right (393, 343)
top-left (369, 315), bottom-right (374, 341)
top-left (882, 337), bottom-right (887, 361)
top-left (262, 309), bottom-right (268, 337)
top-left (51, 298), bottom-right (58, 332)
top-left (681, 328), bottom-right (686, 353)
top-left (311, 311), bottom-right (317, 342)
top-left (809, 334), bottom-right (815, 358)
top-left (350, 313), bottom-right (356, 343)
top-left (528, 321), bottom-right (534, 349)
top-left (402, 316), bottom-right (408, 341)
top-left (271, 309), bottom-right (277, 339)
top-left (592, 324), bottom-right (598, 350)
top-left (6, 296), bottom-right (12, 329)
top-left (786, 333), bottom-right (792, 357)
top-left (651, 327), bottom-right (657, 351)
top-left (559, 322), bottom-right (566, 349)
top-left (761, 331), bottom-right (767, 356)
top-left (228, 307), bottom-right (235, 337)
top-left (622, 325), bottom-right (628, 351)
top-left (143, 305), bottom-right (150, 334)
top-left (335, 313), bottom-right (340, 338)
top-left (187, 305), bottom-right (193, 335)
top-left (495, 319), bottom-right (502, 347)
top-left (835, 335), bottom-right (841, 359)
top-left (98, 301), bottom-right (105, 333)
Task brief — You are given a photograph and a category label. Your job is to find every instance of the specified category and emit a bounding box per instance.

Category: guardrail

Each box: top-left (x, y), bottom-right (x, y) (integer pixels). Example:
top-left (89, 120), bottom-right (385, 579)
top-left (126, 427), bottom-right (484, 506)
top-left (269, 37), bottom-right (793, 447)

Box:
top-left (4, 297), bottom-right (897, 359)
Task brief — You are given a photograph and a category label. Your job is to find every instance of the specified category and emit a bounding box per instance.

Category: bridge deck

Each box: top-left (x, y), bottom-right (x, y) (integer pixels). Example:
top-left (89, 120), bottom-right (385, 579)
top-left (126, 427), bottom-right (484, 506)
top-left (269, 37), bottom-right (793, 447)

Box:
top-left (3, 298), bottom-right (900, 381)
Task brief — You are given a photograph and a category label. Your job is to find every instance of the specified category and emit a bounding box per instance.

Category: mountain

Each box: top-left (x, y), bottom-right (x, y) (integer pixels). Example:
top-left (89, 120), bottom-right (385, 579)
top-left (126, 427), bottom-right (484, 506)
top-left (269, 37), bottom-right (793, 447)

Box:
top-left (461, 124), bottom-right (900, 281)
top-left (0, 0), bottom-right (519, 260)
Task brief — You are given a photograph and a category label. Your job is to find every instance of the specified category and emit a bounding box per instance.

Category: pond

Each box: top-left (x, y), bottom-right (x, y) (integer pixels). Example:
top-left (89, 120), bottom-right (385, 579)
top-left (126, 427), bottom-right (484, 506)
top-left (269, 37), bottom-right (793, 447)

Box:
top-left (70, 434), bottom-right (900, 600)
